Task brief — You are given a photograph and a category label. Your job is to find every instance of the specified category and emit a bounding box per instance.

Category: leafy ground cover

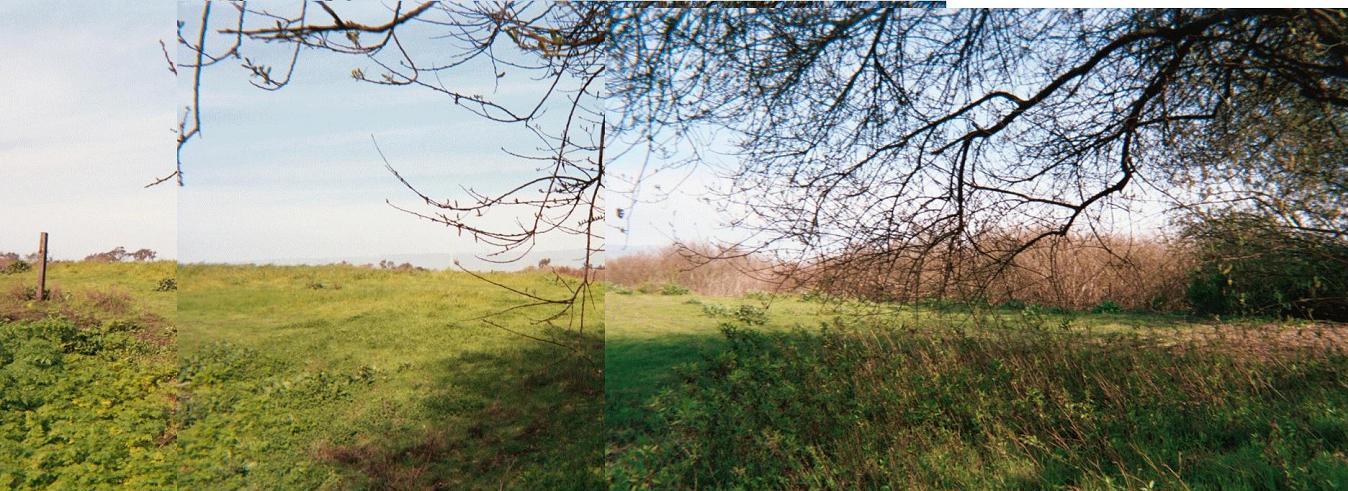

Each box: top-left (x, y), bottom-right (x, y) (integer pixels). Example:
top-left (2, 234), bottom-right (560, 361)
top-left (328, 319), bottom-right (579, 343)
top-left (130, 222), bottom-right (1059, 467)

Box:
top-left (606, 289), bottom-right (1348, 489)
top-left (0, 261), bottom-right (178, 488)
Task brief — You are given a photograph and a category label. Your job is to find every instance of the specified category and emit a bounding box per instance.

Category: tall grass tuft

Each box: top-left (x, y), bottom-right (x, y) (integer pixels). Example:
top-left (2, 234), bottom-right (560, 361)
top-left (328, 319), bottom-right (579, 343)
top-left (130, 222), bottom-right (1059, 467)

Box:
top-left (611, 319), bottom-right (1348, 489)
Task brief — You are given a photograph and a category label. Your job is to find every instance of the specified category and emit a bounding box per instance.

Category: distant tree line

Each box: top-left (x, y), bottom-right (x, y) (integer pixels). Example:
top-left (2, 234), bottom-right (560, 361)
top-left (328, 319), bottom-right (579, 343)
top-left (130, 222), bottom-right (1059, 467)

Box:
top-left (83, 247), bottom-right (158, 263)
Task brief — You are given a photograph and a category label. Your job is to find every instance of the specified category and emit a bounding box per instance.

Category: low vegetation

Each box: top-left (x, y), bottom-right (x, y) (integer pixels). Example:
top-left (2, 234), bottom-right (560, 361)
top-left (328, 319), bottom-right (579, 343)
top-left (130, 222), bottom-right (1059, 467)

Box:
top-left (1, 261), bottom-right (602, 489)
top-left (175, 264), bottom-right (602, 489)
top-left (607, 214), bottom-right (1348, 324)
top-left (606, 289), bottom-right (1348, 489)
top-left (0, 261), bottom-right (177, 488)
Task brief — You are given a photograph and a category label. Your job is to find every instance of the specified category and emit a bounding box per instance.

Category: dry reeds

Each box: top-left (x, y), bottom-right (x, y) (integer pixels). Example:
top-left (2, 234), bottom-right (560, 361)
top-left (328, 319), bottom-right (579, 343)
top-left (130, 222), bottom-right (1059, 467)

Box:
top-left (608, 235), bottom-right (1196, 312)
top-left (602, 244), bottom-right (781, 296)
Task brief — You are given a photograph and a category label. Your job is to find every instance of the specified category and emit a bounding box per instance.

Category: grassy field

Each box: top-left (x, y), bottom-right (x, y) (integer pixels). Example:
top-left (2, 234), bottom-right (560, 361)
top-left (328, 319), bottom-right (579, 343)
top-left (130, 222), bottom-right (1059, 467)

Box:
top-left (175, 264), bottom-right (603, 489)
top-left (2, 262), bottom-right (603, 489)
top-left (605, 291), bottom-right (1195, 436)
top-left (7, 263), bottom-right (1345, 488)
top-left (606, 290), bottom-right (1348, 489)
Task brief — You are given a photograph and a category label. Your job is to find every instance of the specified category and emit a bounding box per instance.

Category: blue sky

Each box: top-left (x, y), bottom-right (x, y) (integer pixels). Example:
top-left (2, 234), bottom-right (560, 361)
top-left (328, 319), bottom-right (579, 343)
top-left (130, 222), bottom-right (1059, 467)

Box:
top-left (0, 2), bottom-right (176, 260)
top-left (0, 1), bottom-right (715, 264)
top-left (171, 2), bottom-right (731, 266)
top-left (175, 2), bottom-right (613, 265)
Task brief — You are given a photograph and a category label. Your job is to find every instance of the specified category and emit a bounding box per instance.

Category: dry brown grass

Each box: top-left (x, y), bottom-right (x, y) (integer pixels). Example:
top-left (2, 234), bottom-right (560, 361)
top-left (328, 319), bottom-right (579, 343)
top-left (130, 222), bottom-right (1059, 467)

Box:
top-left (984, 235), bottom-right (1194, 311)
top-left (602, 244), bottom-right (780, 296)
top-left (1161, 321), bottom-right (1348, 361)
top-left (608, 235), bottom-right (1195, 312)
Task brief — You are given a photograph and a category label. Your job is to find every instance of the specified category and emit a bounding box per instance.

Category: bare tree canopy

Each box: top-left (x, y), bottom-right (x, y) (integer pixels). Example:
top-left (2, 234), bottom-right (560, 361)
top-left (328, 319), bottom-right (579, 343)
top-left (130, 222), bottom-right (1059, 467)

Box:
top-left (174, 1), bottom-right (609, 345)
top-left (608, 7), bottom-right (1346, 292)
top-left (175, 5), bottom-right (1346, 301)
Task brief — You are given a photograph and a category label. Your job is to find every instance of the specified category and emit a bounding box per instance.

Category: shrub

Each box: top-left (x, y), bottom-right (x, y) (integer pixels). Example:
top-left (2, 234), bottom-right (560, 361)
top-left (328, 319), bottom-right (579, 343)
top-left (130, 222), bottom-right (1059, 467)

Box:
top-left (0, 259), bottom-right (30, 275)
top-left (700, 303), bottom-right (768, 326)
top-left (154, 278), bottom-right (178, 292)
top-left (700, 303), bottom-right (732, 318)
top-left (377, 260), bottom-right (426, 272)
top-left (1183, 213), bottom-right (1348, 321)
top-left (1090, 300), bottom-right (1122, 314)
top-left (659, 283), bottom-right (690, 296)
top-left (84, 246), bottom-right (128, 263)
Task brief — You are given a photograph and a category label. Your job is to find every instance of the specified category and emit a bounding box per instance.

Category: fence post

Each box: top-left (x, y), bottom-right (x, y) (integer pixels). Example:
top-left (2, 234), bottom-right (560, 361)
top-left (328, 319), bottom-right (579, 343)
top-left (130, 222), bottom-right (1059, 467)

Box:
top-left (36, 232), bottom-right (48, 300)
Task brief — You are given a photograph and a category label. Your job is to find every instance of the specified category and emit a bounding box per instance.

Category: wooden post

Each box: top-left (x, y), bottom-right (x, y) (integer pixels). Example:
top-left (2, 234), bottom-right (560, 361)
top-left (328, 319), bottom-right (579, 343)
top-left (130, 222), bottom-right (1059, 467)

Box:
top-left (36, 232), bottom-right (47, 300)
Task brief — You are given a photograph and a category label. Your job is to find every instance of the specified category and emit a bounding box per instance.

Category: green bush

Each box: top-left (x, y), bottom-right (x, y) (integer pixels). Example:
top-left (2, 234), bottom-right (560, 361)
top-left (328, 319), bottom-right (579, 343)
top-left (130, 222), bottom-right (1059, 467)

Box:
top-left (701, 303), bottom-right (732, 318)
top-left (1090, 300), bottom-right (1122, 314)
top-left (700, 303), bottom-right (768, 326)
top-left (154, 277), bottom-right (177, 292)
top-left (659, 283), bottom-right (690, 296)
top-left (1184, 213), bottom-right (1348, 321)
top-left (0, 260), bottom-right (30, 275)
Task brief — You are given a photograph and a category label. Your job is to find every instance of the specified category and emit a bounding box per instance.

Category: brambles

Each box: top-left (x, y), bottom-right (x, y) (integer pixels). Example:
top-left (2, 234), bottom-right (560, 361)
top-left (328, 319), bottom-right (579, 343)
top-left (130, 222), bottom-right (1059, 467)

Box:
top-left (700, 303), bottom-right (768, 326)
top-left (0, 315), bottom-right (176, 487)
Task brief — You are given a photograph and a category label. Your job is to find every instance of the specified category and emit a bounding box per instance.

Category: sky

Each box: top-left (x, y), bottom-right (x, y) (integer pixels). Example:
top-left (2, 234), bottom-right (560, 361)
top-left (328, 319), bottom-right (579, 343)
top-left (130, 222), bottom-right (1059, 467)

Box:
top-left (175, 2), bottom-right (616, 267)
top-left (0, 1), bottom-right (712, 265)
top-left (0, 3), bottom-right (1174, 266)
top-left (171, 1), bottom-right (727, 268)
top-left (0, 3), bottom-right (177, 260)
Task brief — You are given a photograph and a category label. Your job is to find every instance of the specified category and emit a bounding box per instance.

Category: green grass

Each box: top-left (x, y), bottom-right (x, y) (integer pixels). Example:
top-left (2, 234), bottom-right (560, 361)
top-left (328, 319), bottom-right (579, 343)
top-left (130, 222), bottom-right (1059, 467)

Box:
top-left (604, 292), bottom-right (1193, 434)
top-left (606, 290), bottom-right (1348, 489)
top-left (2, 262), bottom-right (602, 489)
top-left (174, 264), bottom-right (603, 489)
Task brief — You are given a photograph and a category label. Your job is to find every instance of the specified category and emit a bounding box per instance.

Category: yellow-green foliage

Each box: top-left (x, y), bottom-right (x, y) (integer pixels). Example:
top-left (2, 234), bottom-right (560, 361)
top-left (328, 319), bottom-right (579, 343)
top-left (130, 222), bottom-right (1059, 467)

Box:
top-left (0, 262), bottom-right (177, 489)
